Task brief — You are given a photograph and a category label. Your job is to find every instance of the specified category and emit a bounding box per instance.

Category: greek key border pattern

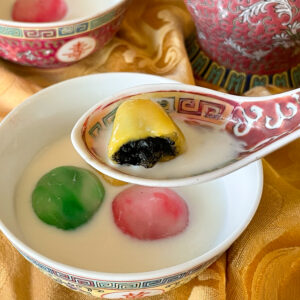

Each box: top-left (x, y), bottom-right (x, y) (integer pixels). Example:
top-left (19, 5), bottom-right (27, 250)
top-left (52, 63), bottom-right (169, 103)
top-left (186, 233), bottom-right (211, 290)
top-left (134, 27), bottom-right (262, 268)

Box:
top-left (0, 4), bottom-right (125, 39)
top-left (19, 250), bottom-right (220, 290)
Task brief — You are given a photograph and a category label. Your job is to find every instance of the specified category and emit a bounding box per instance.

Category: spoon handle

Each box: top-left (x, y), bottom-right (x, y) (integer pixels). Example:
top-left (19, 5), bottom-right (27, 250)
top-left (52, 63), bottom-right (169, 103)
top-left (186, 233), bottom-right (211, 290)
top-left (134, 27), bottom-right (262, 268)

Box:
top-left (229, 90), bottom-right (300, 152)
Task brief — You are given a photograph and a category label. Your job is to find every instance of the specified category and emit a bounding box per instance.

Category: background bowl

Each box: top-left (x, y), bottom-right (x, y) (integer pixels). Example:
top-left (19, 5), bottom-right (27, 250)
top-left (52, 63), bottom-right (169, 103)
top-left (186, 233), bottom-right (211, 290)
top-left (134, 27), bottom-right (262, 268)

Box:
top-left (0, 73), bottom-right (263, 298)
top-left (0, 0), bottom-right (128, 68)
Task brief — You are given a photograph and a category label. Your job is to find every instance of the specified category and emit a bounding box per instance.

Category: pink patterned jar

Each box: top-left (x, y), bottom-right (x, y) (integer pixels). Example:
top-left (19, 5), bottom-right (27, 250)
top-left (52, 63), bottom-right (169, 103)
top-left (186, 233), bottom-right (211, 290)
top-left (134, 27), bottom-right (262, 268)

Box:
top-left (184, 0), bottom-right (300, 93)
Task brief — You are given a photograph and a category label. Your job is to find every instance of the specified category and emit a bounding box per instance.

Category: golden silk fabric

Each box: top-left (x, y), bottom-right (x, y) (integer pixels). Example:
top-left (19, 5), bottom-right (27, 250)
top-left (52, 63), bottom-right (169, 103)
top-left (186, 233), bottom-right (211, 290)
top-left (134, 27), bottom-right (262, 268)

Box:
top-left (0, 0), bottom-right (299, 299)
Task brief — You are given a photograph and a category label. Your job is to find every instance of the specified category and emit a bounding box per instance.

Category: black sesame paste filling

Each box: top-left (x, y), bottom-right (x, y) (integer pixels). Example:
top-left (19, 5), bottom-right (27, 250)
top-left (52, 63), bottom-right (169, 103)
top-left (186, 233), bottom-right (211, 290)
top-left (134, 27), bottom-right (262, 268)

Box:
top-left (112, 137), bottom-right (177, 168)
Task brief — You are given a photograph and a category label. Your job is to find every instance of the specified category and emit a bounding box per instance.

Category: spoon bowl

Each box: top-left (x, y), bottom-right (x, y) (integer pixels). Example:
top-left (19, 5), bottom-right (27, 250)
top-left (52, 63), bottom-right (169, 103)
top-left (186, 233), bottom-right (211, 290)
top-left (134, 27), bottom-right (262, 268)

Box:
top-left (71, 83), bottom-right (300, 187)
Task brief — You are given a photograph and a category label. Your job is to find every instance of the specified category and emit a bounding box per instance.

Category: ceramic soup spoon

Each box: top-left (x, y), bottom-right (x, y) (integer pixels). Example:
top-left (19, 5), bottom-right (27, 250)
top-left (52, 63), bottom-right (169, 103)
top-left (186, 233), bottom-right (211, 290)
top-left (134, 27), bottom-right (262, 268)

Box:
top-left (71, 83), bottom-right (300, 187)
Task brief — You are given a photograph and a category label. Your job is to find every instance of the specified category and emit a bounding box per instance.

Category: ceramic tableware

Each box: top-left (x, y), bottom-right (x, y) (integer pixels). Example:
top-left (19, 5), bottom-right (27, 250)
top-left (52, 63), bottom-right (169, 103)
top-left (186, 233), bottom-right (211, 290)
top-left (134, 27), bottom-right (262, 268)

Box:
top-left (0, 0), bottom-right (128, 68)
top-left (184, 0), bottom-right (300, 93)
top-left (72, 83), bottom-right (300, 187)
top-left (0, 73), bottom-right (263, 298)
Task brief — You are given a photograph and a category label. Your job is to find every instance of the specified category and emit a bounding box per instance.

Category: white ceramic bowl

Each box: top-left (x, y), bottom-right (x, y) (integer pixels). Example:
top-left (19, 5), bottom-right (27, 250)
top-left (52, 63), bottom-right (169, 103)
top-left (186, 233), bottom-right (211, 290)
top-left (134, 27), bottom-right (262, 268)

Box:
top-left (0, 0), bottom-right (128, 68)
top-left (0, 73), bottom-right (263, 298)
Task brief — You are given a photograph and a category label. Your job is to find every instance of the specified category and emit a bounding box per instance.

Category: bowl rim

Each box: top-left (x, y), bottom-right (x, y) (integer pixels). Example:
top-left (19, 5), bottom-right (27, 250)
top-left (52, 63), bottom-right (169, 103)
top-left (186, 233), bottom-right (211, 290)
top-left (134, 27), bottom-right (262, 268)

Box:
top-left (0, 72), bottom-right (263, 281)
top-left (0, 0), bottom-right (128, 28)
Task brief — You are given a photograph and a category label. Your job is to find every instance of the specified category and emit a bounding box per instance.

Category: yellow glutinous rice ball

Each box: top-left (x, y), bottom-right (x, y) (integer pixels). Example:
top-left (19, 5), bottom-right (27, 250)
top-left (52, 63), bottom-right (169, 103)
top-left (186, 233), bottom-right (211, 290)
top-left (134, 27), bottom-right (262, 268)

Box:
top-left (108, 99), bottom-right (186, 168)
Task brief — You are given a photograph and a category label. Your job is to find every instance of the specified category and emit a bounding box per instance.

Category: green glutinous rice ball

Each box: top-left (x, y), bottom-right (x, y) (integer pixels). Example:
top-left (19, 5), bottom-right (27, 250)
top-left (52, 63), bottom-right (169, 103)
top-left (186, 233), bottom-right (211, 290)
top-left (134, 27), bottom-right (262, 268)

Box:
top-left (32, 166), bottom-right (105, 230)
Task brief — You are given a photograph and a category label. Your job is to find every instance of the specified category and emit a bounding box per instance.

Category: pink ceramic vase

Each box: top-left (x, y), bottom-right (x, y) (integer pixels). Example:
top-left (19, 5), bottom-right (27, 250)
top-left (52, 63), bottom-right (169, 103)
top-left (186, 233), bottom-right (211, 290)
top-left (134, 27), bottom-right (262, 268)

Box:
top-left (184, 0), bottom-right (300, 93)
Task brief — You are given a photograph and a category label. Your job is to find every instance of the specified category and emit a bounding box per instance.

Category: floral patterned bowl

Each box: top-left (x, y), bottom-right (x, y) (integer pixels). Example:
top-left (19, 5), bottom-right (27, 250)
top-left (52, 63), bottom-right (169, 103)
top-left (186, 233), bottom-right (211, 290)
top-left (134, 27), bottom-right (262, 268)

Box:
top-left (0, 72), bottom-right (263, 298)
top-left (0, 0), bottom-right (128, 68)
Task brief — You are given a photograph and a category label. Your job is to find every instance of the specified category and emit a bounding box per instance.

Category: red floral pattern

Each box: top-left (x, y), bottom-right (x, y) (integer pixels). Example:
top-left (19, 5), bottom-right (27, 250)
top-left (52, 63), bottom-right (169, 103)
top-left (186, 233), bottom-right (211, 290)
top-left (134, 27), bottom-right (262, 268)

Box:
top-left (185, 0), bottom-right (300, 74)
top-left (0, 10), bottom-right (124, 68)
